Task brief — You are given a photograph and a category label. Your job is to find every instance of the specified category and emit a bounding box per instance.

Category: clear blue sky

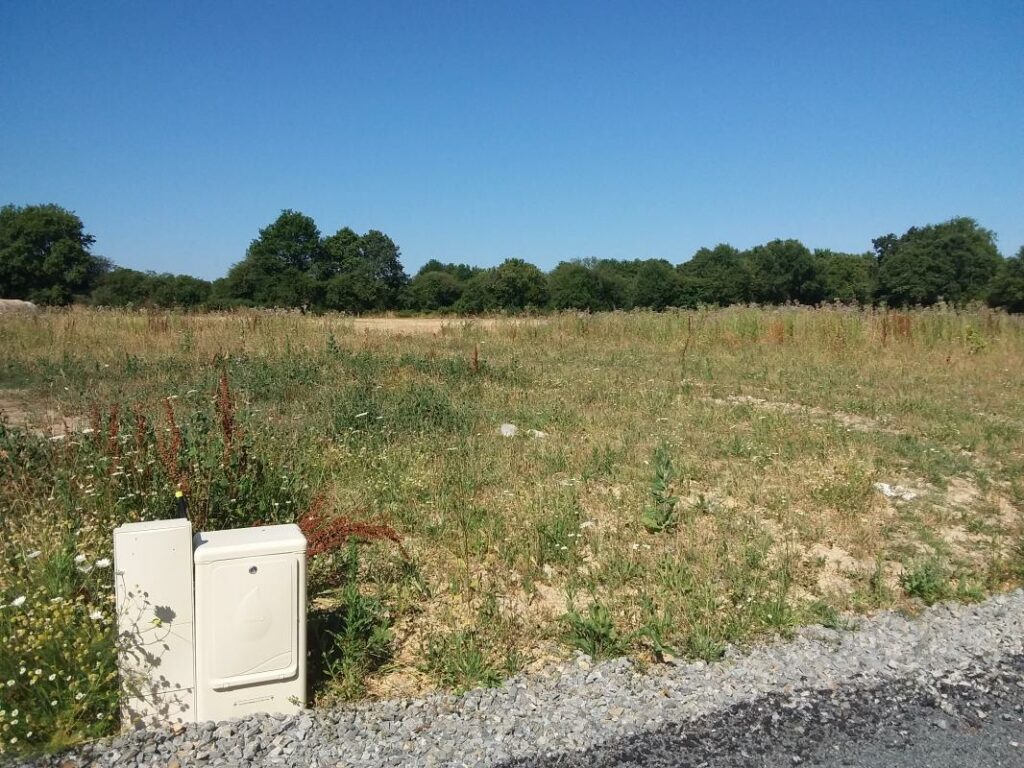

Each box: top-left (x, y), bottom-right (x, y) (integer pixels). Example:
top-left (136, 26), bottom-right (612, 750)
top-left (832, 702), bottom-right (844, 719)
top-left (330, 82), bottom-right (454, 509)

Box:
top-left (2, 1), bottom-right (1022, 280)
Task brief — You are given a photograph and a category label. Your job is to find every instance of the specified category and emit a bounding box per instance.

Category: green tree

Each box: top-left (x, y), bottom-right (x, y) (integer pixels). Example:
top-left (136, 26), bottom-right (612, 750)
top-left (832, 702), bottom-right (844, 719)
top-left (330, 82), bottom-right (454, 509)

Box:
top-left (359, 230), bottom-right (408, 308)
top-left (745, 239), bottom-right (823, 305)
top-left (408, 270), bottom-right (463, 311)
top-left (316, 228), bottom-right (408, 312)
top-left (415, 260), bottom-right (479, 281)
top-left (223, 210), bottom-right (322, 307)
top-left (91, 268), bottom-right (153, 306)
top-left (988, 246), bottom-right (1024, 313)
top-left (815, 250), bottom-right (876, 304)
top-left (875, 217), bottom-right (1002, 306)
top-left (0, 204), bottom-right (107, 304)
top-left (632, 259), bottom-right (681, 310)
top-left (678, 244), bottom-right (750, 306)
top-left (591, 259), bottom-right (634, 309)
top-left (249, 209), bottom-right (322, 272)
top-left (490, 258), bottom-right (548, 311)
top-left (548, 261), bottom-right (605, 310)
top-left (149, 274), bottom-right (212, 307)
top-left (316, 226), bottom-right (361, 281)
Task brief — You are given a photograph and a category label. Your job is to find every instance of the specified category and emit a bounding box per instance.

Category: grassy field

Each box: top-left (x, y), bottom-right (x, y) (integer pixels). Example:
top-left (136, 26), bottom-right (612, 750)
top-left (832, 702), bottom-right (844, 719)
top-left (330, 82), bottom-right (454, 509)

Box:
top-left (2, 306), bottom-right (1024, 754)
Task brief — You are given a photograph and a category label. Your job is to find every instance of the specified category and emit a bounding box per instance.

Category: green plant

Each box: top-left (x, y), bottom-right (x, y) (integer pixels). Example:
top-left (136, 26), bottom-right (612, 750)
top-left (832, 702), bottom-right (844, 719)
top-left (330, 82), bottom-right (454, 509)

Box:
top-left (0, 546), bottom-right (118, 757)
top-left (424, 630), bottom-right (501, 691)
top-left (636, 596), bottom-right (676, 660)
top-left (683, 626), bottom-right (725, 661)
top-left (901, 557), bottom-right (951, 605)
top-left (807, 600), bottom-right (854, 631)
top-left (308, 543), bottom-right (393, 701)
top-left (563, 601), bottom-right (627, 659)
top-left (642, 443), bottom-right (680, 533)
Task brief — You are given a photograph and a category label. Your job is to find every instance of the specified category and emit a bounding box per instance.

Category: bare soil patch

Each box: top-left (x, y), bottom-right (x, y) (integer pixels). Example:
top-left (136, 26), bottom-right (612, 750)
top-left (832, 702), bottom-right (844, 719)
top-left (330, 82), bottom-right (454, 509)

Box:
top-left (706, 394), bottom-right (900, 435)
top-left (0, 389), bottom-right (88, 436)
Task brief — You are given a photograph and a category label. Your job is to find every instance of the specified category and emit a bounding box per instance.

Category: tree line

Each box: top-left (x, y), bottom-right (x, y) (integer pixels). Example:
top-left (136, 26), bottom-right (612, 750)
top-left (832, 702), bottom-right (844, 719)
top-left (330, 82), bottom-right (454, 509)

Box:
top-left (2, 204), bottom-right (1023, 313)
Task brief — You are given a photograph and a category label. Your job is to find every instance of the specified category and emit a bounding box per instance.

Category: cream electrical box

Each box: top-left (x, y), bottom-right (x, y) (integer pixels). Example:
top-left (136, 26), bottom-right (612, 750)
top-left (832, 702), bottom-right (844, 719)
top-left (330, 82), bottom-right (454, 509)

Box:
top-left (192, 524), bottom-right (307, 722)
top-left (113, 518), bottom-right (196, 727)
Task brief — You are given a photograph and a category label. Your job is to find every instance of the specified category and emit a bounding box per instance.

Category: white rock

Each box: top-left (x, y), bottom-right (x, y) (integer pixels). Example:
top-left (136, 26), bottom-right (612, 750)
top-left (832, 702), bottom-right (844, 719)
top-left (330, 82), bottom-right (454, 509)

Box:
top-left (874, 482), bottom-right (918, 501)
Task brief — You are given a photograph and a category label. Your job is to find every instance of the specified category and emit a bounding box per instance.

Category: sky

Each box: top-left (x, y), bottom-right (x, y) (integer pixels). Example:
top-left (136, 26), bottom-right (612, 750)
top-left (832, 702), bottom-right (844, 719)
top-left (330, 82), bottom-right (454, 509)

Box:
top-left (1, 1), bottom-right (1022, 281)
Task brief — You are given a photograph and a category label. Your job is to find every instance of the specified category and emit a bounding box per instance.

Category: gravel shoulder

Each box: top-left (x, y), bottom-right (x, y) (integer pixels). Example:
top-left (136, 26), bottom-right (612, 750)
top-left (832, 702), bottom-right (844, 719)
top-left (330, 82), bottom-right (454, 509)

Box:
top-left (19, 591), bottom-right (1024, 768)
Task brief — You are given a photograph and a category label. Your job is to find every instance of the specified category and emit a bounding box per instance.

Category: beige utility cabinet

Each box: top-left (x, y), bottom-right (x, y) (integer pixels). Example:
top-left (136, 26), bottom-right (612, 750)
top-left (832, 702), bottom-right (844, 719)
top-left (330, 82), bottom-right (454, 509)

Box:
top-left (192, 524), bottom-right (307, 722)
top-left (113, 518), bottom-right (196, 727)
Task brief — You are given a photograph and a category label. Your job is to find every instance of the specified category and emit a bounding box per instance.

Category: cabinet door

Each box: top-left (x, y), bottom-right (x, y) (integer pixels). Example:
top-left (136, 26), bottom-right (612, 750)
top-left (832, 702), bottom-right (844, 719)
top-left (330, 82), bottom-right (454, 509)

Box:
top-left (199, 555), bottom-right (298, 690)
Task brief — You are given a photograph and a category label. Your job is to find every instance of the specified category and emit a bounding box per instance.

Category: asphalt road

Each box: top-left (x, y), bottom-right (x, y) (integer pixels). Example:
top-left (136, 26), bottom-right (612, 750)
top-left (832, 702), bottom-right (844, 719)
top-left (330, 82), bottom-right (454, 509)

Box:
top-left (501, 655), bottom-right (1024, 768)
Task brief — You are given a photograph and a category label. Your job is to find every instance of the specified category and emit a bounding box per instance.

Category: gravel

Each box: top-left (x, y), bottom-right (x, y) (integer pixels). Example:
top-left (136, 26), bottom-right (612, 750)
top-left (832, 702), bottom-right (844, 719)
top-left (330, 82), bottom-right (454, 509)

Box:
top-left (19, 590), bottom-right (1024, 768)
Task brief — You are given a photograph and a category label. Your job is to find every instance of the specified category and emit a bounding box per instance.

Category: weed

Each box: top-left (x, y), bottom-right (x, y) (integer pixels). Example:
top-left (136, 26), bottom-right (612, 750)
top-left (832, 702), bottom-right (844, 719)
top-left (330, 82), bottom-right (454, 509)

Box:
top-left (642, 443), bottom-right (680, 533)
top-left (424, 630), bottom-right (501, 691)
top-left (563, 601), bottom-right (627, 659)
top-left (901, 557), bottom-right (951, 605)
top-left (309, 545), bottom-right (393, 702)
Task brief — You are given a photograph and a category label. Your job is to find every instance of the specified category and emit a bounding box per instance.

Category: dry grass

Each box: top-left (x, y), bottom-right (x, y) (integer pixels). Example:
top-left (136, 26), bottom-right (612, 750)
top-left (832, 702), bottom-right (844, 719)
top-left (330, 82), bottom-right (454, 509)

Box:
top-left (3, 305), bottom-right (1023, 700)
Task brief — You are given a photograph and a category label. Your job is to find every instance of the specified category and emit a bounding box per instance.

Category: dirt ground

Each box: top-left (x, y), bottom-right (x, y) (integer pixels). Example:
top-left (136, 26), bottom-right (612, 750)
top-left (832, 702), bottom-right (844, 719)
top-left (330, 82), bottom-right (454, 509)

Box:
top-left (0, 389), bottom-right (87, 436)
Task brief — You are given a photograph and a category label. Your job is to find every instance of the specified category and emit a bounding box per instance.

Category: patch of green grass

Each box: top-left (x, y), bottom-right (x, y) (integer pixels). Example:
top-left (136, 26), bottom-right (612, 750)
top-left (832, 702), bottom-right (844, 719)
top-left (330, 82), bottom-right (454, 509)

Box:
top-left (424, 630), bottom-right (502, 691)
top-left (900, 557), bottom-right (951, 605)
top-left (563, 601), bottom-right (627, 659)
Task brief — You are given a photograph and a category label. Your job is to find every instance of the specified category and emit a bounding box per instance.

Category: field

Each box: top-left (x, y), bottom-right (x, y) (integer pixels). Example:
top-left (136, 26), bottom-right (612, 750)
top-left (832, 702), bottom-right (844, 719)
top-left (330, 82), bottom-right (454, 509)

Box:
top-left (2, 306), bottom-right (1024, 754)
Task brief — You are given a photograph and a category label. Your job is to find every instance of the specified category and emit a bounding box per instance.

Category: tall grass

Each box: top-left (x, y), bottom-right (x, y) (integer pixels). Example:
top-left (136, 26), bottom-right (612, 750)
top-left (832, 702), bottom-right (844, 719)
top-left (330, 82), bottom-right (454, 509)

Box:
top-left (2, 305), bottom-right (1023, 756)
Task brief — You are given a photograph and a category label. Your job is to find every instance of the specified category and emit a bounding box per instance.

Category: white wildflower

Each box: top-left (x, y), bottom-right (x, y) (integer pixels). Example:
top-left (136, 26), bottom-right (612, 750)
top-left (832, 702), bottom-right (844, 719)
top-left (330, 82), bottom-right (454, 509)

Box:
top-left (89, 610), bottom-right (103, 620)
top-left (94, 558), bottom-right (111, 568)
top-left (73, 554), bottom-right (86, 564)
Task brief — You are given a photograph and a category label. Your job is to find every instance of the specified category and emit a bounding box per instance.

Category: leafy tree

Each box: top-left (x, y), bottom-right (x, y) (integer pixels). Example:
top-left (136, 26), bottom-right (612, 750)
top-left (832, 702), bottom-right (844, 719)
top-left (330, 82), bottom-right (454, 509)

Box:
top-left (90, 268), bottom-right (153, 306)
top-left (415, 260), bottom-right (479, 281)
top-left (150, 274), bottom-right (212, 307)
top-left (490, 258), bottom-right (548, 311)
top-left (322, 263), bottom-right (382, 313)
top-left (678, 244), bottom-right (749, 306)
top-left (359, 230), bottom-right (408, 308)
top-left (745, 239), bottom-right (823, 304)
top-left (875, 217), bottom-right (1002, 306)
top-left (590, 259), bottom-right (634, 309)
top-left (0, 204), bottom-right (107, 304)
top-left (315, 226), bottom-right (361, 281)
top-left (248, 210), bottom-right (322, 272)
top-left (408, 270), bottom-right (463, 311)
top-left (316, 228), bottom-right (408, 312)
top-left (988, 246), bottom-right (1024, 313)
top-left (548, 261), bottom-right (605, 310)
top-left (454, 270), bottom-right (498, 314)
top-left (92, 269), bottom-right (212, 308)
top-left (815, 250), bottom-right (876, 304)
top-left (223, 210), bottom-right (322, 307)
top-left (632, 259), bottom-right (681, 310)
